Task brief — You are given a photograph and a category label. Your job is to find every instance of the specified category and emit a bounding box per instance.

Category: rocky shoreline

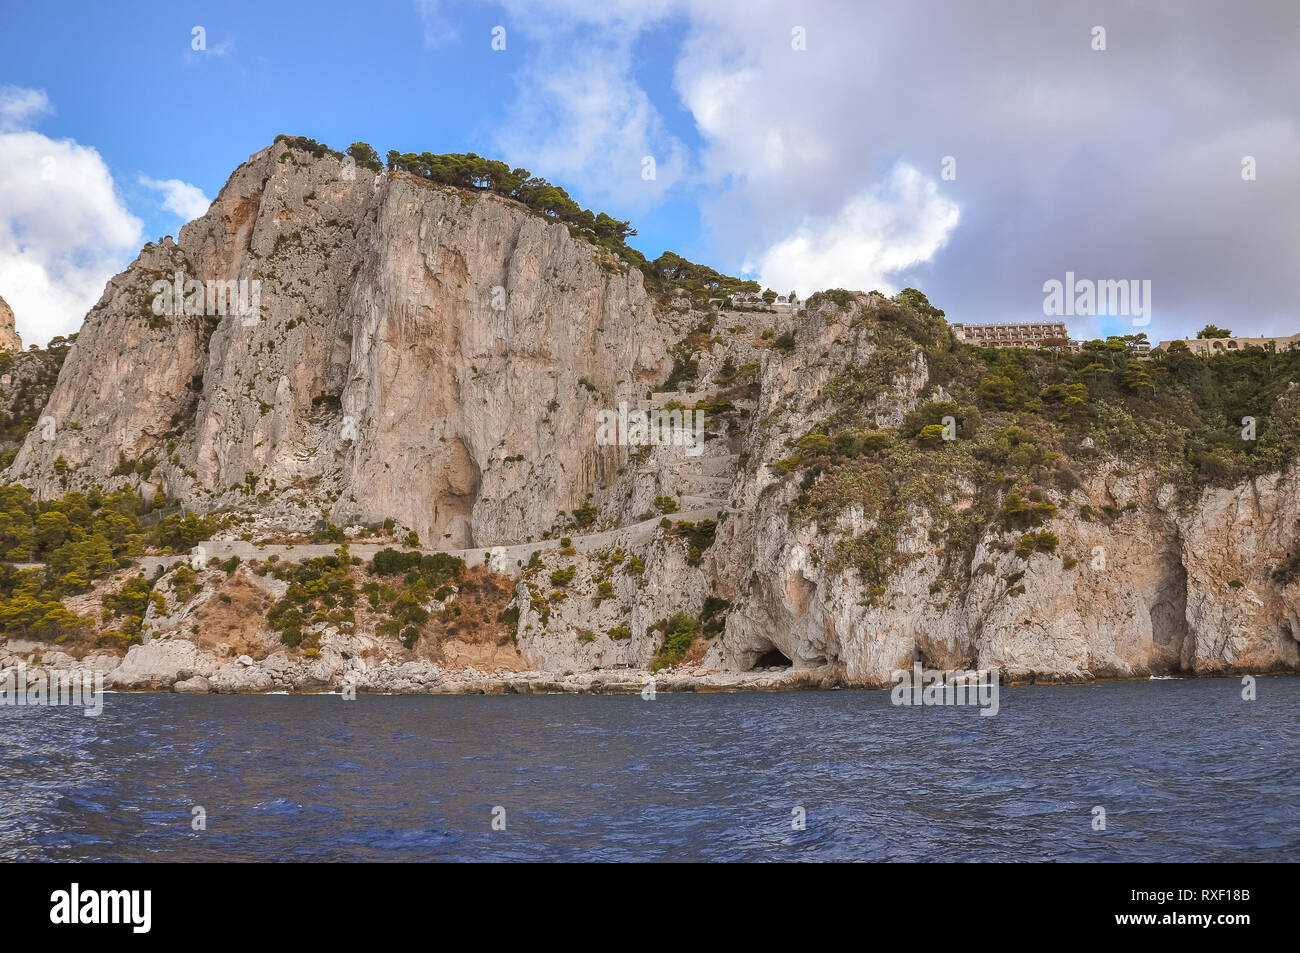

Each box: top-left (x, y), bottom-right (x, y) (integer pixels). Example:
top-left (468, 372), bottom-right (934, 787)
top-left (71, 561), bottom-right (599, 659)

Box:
top-left (4, 641), bottom-right (1285, 697)
top-left (0, 641), bottom-right (832, 695)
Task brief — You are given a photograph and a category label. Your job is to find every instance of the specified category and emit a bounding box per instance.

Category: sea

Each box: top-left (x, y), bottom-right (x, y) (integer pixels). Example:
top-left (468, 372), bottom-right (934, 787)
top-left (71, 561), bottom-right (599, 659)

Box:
top-left (1, 677), bottom-right (1295, 861)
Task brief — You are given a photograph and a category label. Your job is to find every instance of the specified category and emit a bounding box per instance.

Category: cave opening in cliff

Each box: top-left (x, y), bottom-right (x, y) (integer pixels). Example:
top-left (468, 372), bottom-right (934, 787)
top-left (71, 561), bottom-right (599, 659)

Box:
top-left (1148, 558), bottom-right (1190, 675)
top-left (754, 647), bottom-right (793, 669)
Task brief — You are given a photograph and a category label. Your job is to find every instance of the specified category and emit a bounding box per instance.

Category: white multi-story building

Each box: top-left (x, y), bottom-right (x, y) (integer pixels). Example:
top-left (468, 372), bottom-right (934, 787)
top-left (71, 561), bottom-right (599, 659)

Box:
top-left (949, 321), bottom-right (1071, 349)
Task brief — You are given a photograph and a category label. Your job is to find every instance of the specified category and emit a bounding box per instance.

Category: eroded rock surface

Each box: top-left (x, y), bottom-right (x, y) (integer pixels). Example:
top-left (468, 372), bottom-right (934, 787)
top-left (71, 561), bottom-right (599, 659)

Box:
top-left (5, 142), bottom-right (1298, 690)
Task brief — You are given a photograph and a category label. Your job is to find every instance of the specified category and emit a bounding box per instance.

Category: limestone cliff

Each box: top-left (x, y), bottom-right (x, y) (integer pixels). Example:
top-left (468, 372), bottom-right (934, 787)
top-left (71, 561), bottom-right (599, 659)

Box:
top-left (9, 140), bottom-right (682, 547)
top-left (697, 295), bottom-right (1300, 683)
top-left (0, 338), bottom-right (68, 460)
top-left (4, 142), bottom-right (1299, 691)
top-left (0, 295), bottom-right (22, 352)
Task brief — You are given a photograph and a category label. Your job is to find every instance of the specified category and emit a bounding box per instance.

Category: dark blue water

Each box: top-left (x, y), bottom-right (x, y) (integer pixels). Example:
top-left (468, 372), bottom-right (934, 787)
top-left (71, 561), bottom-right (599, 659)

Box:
top-left (1, 678), bottom-right (1295, 861)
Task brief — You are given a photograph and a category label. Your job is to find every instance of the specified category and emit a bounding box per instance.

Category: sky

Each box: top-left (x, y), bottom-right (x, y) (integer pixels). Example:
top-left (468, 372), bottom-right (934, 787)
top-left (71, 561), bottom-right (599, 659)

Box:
top-left (0, 0), bottom-right (1297, 347)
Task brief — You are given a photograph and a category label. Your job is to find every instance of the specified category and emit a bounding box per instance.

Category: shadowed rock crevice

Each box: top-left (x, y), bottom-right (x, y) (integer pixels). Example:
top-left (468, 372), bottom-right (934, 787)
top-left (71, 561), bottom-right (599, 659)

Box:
top-left (753, 647), bottom-right (793, 669)
top-left (1147, 553), bottom-right (1190, 677)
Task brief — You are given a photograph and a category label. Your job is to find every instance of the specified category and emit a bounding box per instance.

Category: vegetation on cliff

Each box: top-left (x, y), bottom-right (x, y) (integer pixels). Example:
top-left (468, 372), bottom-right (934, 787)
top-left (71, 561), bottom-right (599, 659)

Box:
top-left (785, 289), bottom-right (1300, 598)
top-left (0, 483), bottom-right (226, 643)
top-left (5, 137), bottom-right (1295, 677)
top-left (0, 484), bottom-right (144, 641)
top-left (0, 335), bottom-right (76, 462)
top-left (279, 135), bottom-right (755, 302)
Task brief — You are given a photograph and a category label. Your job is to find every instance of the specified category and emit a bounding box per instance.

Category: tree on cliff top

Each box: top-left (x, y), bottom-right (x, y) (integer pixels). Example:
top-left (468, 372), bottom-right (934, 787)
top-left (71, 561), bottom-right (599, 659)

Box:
top-left (346, 142), bottom-right (383, 172)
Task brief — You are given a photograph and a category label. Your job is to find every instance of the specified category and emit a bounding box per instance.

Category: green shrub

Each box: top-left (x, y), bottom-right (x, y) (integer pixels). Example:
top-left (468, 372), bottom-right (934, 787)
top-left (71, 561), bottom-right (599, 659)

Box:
top-left (771, 332), bottom-right (797, 354)
top-left (917, 423), bottom-right (949, 446)
top-left (1015, 534), bottom-right (1036, 559)
top-left (701, 596), bottom-right (731, 635)
top-left (651, 612), bottom-right (700, 671)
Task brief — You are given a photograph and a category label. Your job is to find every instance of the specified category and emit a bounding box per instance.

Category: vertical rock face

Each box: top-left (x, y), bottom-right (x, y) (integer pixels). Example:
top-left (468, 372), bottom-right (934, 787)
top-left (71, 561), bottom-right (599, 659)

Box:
top-left (695, 296), bottom-right (1300, 683)
top-left (705, 458), bottom-right (1300, 683)
top-left (0, 296), bottom-right (23, 352)
top-left (8, 141), bottom-right (679, 546)
top-left (6, 144), bottom-right (1299, 685)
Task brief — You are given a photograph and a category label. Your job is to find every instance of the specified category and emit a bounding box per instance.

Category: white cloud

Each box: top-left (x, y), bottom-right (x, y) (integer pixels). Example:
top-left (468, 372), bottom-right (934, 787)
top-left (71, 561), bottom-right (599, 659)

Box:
top-left (747, 162), bottom-right (960, 296)
top-left (0, 89), bottom-right (142, 345)
top-left (494, 55), bottom-right (688, 211)
top-left (0, 85), bottom-right (52, 132)
top-left (488, 0), bottom-right (687, 210)
top-left (495, 0), bottom-right (676, 35)
top-left (139, 175), bottom-right (212, 221)
top-left (413, 0), bottom-right (459, 46)
top-left (474, 0), bottom-right (1300, 336)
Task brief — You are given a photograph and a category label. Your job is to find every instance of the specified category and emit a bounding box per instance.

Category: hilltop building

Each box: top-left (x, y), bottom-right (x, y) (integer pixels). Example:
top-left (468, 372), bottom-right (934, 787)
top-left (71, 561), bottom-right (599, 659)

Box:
top-left (1154, 333), bottom-right (1300, 355)
top-left (949, 321), bottom-right (1070, 349)
top-left (728, 291), bottom-right (801, 312)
